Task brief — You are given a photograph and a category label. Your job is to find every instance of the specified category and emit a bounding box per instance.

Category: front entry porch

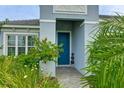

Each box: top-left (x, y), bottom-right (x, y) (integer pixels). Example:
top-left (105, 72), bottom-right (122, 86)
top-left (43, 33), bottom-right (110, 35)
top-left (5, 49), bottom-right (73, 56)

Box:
top-left (56, 20), bottom-right (85, 74)
top-left (56, 20), bottom-right (84, 87)
top-left (56, 67), bottom-right (82, 88)
top-left (40, 18), bottom-right (96, 77)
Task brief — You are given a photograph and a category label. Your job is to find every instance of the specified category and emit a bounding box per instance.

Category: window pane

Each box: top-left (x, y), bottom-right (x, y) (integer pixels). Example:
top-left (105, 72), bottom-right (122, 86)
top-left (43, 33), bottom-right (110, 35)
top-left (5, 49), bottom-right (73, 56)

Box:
top-left (8, 47), bottom-right (15, 56)
top-left (8, 35), bottom-right (15, 46)
top-left (18, 35), bottom-right (25, 46)
top-left (18, 47), bottom-right (25, 55)
top-left (28, 36), bottom-right (35, 46)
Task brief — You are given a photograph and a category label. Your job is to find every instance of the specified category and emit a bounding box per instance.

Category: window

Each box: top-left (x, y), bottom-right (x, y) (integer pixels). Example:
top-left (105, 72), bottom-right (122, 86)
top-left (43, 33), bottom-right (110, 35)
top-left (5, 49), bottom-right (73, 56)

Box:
top-left (28, 36), bottom-right (35, 51)
top-left (8, 35), bottom-right (16, 56)
top-left (7, 34), bottom-right (36, 56)
top-left (18, 35), bottom-right (26, 55)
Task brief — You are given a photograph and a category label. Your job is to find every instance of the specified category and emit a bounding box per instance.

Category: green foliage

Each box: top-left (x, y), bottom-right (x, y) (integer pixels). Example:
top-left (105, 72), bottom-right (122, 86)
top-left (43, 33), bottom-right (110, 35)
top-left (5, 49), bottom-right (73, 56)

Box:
top-left (39, 77), bottom-right (61, 88)
top-left (0, 56), bottom-right (38, 88)
top-left (81, 14), bottom-right (124, 88)
top-left (0, 37), bottom-right (62, 88)
top-left (0, 55), bottom-right (60, 88)
top-left (30, 38), bottom-right (63, 63)
top-left (0, 35), bottom-right (62, 88)
top-left (16, 54), bottom-right (39, 69)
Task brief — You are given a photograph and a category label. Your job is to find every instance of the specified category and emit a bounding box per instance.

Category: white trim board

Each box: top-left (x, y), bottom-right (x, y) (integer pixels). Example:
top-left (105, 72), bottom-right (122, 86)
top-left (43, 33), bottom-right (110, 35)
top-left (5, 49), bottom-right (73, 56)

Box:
top-left (84, 21), bottom-right (99, 24)
top-left (2, 25), bottom-right (39, 29)
top-left (40, 19), bottom-right (56, 23)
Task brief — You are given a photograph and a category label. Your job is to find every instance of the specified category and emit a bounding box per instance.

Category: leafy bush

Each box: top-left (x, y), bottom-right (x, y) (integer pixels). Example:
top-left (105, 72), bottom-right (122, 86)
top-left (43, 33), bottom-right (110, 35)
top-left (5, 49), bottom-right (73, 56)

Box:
top-left (81, 14), bottom-right (124, 88)
top-left (30, 38), bottom-right (63, 63)
top-left (16, 54), bottom-right (39, 69)
top-left (0, 37), bottom-right (62, 88)
top-left (0, 36), bottom-right (62, 88)
top-left (0, 56), bottom-right (60, 88)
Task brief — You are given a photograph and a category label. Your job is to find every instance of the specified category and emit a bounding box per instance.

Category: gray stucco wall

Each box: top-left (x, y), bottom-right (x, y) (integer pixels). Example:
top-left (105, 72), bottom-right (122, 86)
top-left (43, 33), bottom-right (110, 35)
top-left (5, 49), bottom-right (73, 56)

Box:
top-left (40, 22), bottom-right (56, 43)
top-left (84, 23), bottom-right (98, 68)
top-left (40, 5), bottom-right (99, 21)
top-left (72, 21), bottom-right (85, 74)
top-left (56, 21), bottom-right (72, 31)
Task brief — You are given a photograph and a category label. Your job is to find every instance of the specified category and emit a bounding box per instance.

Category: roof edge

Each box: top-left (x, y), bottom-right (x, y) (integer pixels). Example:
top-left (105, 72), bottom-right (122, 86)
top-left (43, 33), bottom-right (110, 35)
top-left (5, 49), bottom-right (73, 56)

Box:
top-left (1, 24), bottom-right (40, 29)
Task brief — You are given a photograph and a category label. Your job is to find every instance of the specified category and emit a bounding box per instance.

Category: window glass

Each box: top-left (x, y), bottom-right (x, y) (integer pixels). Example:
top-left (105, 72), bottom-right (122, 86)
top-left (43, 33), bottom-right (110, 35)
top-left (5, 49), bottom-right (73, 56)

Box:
top-left (18, 35), bottom-right (25, 46)
top-left (8, 47), bottom-right (15, 56)
top-left (8, 35), bottom-right (15, 46)
top-left (28, 36), bottom-right (35, 46)
top-left (7, 34), bottom-right (36, 56)
top-left (18, 47), bottom-right (25, 55)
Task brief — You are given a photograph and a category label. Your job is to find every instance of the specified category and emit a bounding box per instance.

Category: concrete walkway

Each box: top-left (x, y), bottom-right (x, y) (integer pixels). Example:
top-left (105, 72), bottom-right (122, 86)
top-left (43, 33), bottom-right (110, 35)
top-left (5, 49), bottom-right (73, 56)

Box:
top-left (56, 67), bottom-right (82, 88)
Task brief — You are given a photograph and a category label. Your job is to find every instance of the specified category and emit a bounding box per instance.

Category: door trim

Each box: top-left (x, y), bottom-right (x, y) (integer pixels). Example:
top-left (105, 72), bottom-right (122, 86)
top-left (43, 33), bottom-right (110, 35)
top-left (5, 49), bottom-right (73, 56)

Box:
top-left (56, 31), bottom-right (72, 67)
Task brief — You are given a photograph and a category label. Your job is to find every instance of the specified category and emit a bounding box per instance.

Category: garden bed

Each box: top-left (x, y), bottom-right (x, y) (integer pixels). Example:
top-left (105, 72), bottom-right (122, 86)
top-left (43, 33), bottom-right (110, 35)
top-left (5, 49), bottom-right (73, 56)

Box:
top-left (0, 55), bottom-right (60, 88)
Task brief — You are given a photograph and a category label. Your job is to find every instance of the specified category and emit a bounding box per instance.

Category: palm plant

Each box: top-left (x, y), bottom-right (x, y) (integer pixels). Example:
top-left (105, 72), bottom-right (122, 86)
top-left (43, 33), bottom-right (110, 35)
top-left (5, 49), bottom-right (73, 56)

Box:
top-left (81, 14), bottom-right (124, 88)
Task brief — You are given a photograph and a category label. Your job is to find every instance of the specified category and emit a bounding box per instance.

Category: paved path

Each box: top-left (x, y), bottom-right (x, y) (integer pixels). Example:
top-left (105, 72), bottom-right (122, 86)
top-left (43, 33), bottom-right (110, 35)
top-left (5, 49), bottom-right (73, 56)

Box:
top-left (56, 67), bottom-right (82, 88)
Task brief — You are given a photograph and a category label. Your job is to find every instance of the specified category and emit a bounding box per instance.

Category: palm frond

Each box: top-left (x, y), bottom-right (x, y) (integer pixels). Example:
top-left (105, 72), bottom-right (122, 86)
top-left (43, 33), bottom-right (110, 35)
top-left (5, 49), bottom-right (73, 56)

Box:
top-left (81, 14), bottom-right (124, 88)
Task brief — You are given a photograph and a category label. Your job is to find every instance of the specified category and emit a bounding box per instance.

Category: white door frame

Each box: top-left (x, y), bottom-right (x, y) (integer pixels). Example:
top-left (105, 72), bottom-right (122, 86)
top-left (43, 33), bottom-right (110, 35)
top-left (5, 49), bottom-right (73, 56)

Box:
top-left (56, 31), bottom-right (72, 67)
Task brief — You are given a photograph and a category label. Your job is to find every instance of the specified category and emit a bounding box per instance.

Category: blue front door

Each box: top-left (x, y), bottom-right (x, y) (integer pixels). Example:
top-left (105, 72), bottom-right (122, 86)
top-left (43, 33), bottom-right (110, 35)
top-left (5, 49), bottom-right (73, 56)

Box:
top-left (58, 32), bottom-right (70, 65)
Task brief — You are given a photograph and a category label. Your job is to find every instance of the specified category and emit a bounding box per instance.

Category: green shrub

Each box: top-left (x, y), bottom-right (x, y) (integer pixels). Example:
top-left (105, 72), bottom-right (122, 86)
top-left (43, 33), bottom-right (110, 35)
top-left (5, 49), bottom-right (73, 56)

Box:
top-left (0, 56), bottom-right (60, 88)
top-left (0, 37), bottom-right (62, 88)
top-left (16, 54), bottom-right (39, 69)
top-left (81, 14), bottom-right (124, 88)
top-left (30, 38), bottom-right (63, 63)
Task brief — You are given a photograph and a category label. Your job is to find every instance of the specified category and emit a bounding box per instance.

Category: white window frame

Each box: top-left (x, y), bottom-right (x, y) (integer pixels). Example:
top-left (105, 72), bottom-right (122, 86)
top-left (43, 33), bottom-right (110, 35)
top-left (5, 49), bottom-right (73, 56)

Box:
top-left (3, 32), bottom-right (38, 56)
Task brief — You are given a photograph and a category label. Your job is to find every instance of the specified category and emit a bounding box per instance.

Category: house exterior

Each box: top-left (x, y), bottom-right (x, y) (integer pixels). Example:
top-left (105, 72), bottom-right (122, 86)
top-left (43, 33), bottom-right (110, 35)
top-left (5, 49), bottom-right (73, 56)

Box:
top-left (0, 5), bottom-right (107, 77)
top-left (0, 19), bottom-right (39, 56)
top-left (39, 5), bottom-right (99, 76)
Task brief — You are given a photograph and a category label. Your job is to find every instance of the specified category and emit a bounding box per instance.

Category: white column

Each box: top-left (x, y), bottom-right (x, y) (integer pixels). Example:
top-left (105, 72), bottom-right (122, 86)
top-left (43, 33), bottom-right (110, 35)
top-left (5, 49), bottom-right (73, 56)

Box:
top-left (3, 32), bottom-right (6, 55)
top-left (15, 35), bottom-right (18, 56)
top-left (25, 36), bottom-right (28, 55)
